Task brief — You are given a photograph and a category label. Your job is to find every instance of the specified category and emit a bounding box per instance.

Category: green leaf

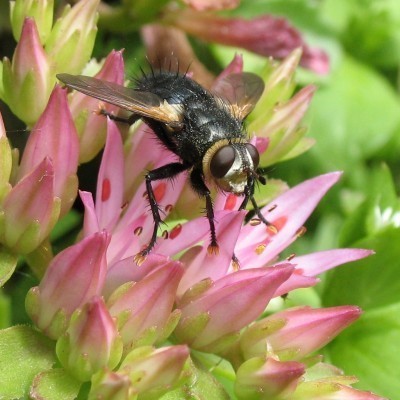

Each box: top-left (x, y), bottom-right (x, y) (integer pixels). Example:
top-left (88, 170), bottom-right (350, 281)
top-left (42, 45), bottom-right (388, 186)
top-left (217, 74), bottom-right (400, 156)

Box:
top-left (30, 368), bottom-right (82, 400)
top-left (0, 290), bottom-right (11, 328)
top-left (339, 163), bottom-right (400, 245)
top-left (305, 56), bottom-right (400, 175)
top-left (340, 0), bottom-right (400, 68)
top-left (322, 227), bottom-right (400, 311)
top-left (0, 247), bottom-right (18, 287)
top-left (326, 303), bottom-right (400, 399)
top-left (0, 325), bottom-right (56, 399)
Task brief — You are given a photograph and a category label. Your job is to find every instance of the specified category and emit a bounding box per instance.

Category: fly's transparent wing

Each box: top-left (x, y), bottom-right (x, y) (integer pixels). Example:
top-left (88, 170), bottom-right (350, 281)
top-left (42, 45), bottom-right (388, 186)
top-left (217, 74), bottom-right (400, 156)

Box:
top-left (57, 74), bottom-right (182, 126)
top-left (212, 72), bottom-right (265, 119)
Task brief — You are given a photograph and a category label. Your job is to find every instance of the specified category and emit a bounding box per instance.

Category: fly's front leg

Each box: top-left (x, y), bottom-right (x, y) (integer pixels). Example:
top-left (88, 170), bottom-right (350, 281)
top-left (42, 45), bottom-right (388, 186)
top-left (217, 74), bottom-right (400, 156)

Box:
top-left (190, 169), bottom-right (219, 255)
top-left (240, 177), bottom-right (277, 232)
top-left (134, 162), bottom-right (189, 265)
top-left (238, 176), bottom-right (254, 211)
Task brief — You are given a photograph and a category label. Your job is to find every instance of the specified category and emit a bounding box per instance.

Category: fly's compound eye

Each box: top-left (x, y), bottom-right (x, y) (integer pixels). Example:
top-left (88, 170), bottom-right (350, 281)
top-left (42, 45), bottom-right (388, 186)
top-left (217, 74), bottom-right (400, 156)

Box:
top-left (245, 143), bottom-right (260, 169)
top-left (210, 145), bottom-right (236, 178)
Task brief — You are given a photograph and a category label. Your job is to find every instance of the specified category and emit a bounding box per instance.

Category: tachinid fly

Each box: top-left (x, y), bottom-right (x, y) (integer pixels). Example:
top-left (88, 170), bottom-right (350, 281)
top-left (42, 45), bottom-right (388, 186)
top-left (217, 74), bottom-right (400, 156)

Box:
top-left (57, 69), bottom-right (274, 265)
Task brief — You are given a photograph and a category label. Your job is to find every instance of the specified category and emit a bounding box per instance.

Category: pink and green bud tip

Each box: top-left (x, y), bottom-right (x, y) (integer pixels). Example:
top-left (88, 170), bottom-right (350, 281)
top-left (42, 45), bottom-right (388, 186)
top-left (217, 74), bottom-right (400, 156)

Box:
top-left (107, 262), bottom-right (183, 354)
top-left (56, 296), bottom-right (123, 382)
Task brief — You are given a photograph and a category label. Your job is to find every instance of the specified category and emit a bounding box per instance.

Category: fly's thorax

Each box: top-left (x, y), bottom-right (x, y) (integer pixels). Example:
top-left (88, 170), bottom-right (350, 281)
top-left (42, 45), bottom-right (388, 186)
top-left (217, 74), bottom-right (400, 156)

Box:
top-left (202, 139), bottom-right (260, 194)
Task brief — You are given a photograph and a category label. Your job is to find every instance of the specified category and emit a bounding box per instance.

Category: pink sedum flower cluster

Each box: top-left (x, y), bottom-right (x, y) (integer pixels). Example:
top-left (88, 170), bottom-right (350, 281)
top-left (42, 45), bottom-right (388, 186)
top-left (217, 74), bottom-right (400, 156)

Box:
top-left (0, 1), bottom-right (385, 398)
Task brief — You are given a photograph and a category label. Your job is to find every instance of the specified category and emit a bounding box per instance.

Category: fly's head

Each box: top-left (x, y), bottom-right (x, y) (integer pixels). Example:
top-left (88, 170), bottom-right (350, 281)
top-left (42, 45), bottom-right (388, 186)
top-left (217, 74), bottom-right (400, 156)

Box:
top-left (203, 140), bottom-right (262, 194)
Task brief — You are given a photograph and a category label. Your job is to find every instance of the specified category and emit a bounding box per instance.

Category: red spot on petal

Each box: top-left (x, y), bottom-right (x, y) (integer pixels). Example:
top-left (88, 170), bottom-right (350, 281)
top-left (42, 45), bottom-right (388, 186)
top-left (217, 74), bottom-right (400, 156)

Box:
top-left (170, 223), bottom-right (182, 239)
top-left (271, 216), bottom-right (287, 231)
top-left (224, 194), bottom-right (237, 210)
top-left (101, 178), bottom-right (111, 201)
top-left (154, 182), bottom-right (167, 203)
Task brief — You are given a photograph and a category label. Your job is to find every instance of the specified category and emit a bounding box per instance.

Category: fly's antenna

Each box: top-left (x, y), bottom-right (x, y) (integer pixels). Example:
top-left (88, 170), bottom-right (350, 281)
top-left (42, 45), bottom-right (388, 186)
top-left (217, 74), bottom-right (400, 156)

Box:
top-left (249, 168), bottom-right (266, 185)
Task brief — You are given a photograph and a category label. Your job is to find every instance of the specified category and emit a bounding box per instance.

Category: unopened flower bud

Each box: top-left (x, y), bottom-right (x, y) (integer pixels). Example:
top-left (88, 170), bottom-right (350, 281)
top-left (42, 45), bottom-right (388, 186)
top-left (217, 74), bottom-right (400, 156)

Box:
top-left (119, 345), bottom-right (190, 397)
top-left (0, 157), bottom-right (60, 254)
top-left (175, 265), bottom-right (293, 353)
top-left (26, 231), bottom-right (109, 339)
top-left (241, 306), bottom-right (361, 361)
top-left (2, 18), bottom-right (54, 125)
top-left (18, 85), bottom-right (79, 216)
top-left (108, 262), bottom-right (183, 352)
top-left (45, 0), bottom-right (99, 74)
top-left (235, 357), bottom-right (304, 399)
top-left (56, 296), bottom-right (123, 381)
top-left (10, 0), bottom-right (53, 43)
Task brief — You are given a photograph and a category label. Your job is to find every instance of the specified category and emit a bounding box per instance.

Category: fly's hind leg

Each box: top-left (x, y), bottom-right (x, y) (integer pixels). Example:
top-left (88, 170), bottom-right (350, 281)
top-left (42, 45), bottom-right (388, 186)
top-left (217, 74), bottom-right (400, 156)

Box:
top-left (190, 169), bottom-right (219, 256)
top-left (134, 162), bottom-right (190, 265)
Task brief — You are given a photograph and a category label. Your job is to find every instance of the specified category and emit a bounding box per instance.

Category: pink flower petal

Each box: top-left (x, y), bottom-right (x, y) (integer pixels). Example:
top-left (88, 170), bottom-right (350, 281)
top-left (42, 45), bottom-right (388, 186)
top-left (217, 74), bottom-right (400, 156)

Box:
top-left (80, 190), bottom-right (99, 236)
top-left (118, 168), bottom-right (186, 236)
top-left (176, 211), bottom-right (246, 296)
top-left (212, 54), bottom-right (243, 90)
top-left (108, 261), bottom-right (183, 346)
top-left (265, 306), bottom-right (361, 360)
top-left (236, 172), bottom-right (342, 268)
top-left (274, 270), bottom-right (319, 296)
top-left (104, 254), bottom-right (170, 298)
top-left (95, 119), bottom-right (124, 231)
top-left (288, 248), bottom-right (374, 277)
top-left (123, 124), bottom-right (175, 200)
top-left (107, 216), bottom-right (147, 262)
top-left (177, 264), bottom-right (293, 349)
top-left (152, 211), bottom-right (210, 257)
